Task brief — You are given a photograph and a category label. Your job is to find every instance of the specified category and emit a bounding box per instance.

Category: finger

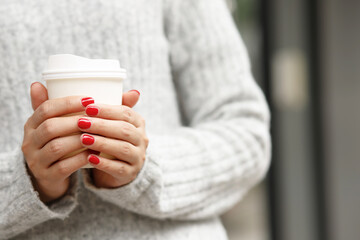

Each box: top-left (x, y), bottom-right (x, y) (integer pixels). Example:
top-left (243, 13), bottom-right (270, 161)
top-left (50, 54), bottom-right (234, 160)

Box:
top-left (85, 104), bottom-right (144, 128)
top-left (48, 150), bottom-right (89, 180)
top-left (122, 90), bottom-right (140, 108)
top-left (28, 96), bottom-right (94, 129)
top-left (38, 134), bottom-right (83, 167)
top-left (30, 82), bottom-right (48, 111)
top-left (34, 115), bottom-right (83, 148)
top-left (80, 134), bottom-right (140, 165)
top-left (77, 117), bottom-right (142, 146)
top-left (87, 154), bottom-right (138, 183)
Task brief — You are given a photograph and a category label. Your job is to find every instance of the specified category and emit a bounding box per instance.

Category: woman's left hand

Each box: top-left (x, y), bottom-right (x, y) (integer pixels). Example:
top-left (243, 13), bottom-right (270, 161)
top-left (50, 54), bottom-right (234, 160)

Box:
top-left (78, 103), bottom-right (149, 188)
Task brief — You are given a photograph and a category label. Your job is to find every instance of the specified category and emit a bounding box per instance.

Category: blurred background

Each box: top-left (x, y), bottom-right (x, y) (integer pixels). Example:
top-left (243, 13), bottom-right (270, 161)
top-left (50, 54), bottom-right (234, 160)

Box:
top-left (221, 0), bottom-right (360, 240)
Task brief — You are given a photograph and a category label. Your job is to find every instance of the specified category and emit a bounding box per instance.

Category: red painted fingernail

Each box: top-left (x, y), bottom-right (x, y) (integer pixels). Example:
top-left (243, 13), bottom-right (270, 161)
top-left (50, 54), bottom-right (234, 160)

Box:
top-left (81, 97), bottom-right (94, 107)
top-left (89, 155), bottom-right (100, 165)
top-left (82, 134), bottom-right (94, 145)
top-left (78, 118), bottom-right (91, 129)
top-left (130, 89), bottom-right (140, 95)
top-left (86, 106), bottom-right (99, 116)
top-left (88, 149), bottom-right (100, 155)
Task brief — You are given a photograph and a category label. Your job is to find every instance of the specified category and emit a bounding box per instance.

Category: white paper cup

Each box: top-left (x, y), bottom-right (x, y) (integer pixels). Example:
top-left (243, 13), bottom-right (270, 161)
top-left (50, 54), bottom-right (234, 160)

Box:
top-left (42, 54), bottom-right (126, 168)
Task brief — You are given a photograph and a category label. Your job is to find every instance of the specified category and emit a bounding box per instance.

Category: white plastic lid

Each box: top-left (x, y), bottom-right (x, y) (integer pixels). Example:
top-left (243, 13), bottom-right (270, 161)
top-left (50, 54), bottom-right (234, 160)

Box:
top-left (42, 54), bottom-right (126, 80)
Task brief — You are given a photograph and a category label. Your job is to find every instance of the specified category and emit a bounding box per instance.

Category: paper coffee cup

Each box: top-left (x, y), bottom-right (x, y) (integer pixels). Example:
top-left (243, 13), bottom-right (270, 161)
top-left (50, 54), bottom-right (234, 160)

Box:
top-left (42, 54), bottom-right (126, 168)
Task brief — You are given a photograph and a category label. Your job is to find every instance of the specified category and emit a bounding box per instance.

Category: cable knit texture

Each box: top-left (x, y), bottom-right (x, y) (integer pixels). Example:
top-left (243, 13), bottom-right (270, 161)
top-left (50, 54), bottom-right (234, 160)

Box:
top-left (0, 0), bottom-right (270, 239)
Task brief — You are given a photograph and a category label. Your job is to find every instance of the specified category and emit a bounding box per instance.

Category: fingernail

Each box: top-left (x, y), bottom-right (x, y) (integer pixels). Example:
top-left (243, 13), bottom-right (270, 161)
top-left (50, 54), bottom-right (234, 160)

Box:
top-left (130, 89), bottom-right (140, 95)
top-left (81, 97), bottom-right (94, 107)
top-left (78, 118), bottom-right (91, 129)
top-left (82, 134), bottom-right (95, 145)
top-left (86, 106), bottom-right (99, 116)
top-left (89, 155), bottom-right (100, 165)
top-left (88, 149), bottom-right (100, 155)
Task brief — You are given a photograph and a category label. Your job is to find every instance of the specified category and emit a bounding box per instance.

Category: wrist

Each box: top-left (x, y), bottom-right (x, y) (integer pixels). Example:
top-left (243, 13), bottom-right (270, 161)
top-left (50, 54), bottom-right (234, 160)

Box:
top-left (31, 174), bottom-right (69, 203)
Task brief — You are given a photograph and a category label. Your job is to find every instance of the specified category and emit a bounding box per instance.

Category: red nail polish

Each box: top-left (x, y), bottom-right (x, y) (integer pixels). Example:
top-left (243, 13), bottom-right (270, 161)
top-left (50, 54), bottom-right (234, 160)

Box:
top-left (81, 97), bottom-right (94, 107)
top-left (130, 89), bottom-right (140, 95)
top-left (78, 118), bottom-right (91, 129)
top-left (89, 155), bottom-right (99, 165)
top-left (82, 134), bottom-right (95, 145)
top-left (86, 106), bottom-right (99, 116)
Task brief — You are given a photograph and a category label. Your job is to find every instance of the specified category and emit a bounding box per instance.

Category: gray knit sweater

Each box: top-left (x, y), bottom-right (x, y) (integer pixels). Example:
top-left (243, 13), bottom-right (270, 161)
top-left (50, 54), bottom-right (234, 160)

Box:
top-left (0, 0), bottom-right (270, 239)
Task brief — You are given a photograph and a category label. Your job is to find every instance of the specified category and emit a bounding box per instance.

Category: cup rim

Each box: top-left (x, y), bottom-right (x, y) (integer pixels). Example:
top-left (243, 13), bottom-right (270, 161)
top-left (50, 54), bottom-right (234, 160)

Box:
top-left (42, 69), bottom-right (126, 80)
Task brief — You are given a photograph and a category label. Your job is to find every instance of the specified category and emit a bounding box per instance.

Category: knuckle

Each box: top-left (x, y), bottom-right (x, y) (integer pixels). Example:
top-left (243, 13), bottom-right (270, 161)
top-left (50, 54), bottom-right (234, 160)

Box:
top-left (26, 158), bottom-right (37, 172)
top-left (143, 136), bottom-right (149, 147)
top-left (117, 165), bottom-right (127, 176)
top-left (121, 125), bottom-right (131, 138)
top-left (142, 153), bottom-right (146, 162)
top-left (21, 140), bottom-right (31, 153)
top-left (38, 103), bottom-right (50, 120)
top-left (48, 140), bottom-right (63, 155)
top-left (121, 106), bottom-right (132, 122)
top-left (24, 119), bottom-right (30, 130)
top-left (122, 143), bottom-right (132, 156)
top-left (42, 120), bottom-right (54, 136)
top-left (56, 161), bottom-right (71, 176)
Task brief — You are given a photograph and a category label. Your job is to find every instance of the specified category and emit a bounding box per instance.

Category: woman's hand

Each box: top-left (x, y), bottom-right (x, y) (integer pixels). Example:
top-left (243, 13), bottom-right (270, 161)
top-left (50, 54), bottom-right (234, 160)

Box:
top-left (78, 102), bottom-right (149, 188)
top-left (22, 84), bottom-right (92, 203)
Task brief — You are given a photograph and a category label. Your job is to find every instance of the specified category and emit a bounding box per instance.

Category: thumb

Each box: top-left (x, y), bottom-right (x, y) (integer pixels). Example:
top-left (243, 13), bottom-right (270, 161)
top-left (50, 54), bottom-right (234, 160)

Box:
top-left (122, 90), bottom-right (140, 108)
top-left (30, 82), bottom-right (48, 111)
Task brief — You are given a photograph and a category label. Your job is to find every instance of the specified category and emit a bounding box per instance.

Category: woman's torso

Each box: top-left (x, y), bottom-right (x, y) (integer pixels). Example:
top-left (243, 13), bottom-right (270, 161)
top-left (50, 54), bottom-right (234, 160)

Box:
top-left (0, 1), bottom-right (228, 239)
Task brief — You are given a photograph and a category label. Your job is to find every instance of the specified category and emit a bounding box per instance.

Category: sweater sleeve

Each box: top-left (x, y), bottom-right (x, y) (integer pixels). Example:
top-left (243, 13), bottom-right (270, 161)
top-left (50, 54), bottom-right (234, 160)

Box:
top-left (0, 147), bottom-right (79, 239)
top-left (82, 0), bottom-right (271, 220)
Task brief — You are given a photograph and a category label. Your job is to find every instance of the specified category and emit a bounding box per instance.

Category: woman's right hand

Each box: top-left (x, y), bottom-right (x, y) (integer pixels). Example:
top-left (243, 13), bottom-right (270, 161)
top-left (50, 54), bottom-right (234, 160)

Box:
top-left (22, 83), bottom-right (92, 203)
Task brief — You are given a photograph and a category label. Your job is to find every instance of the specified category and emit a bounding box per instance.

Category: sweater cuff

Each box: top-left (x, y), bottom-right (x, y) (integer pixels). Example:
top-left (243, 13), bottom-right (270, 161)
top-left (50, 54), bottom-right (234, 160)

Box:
top-left (1, 149), bottom-right (79, 237)
top-left (82, 151), bottom-right (162, 207)
top-left (44, 171), bottom-right (79, 218)
top-left (14, 150), bottom-right (78, 220)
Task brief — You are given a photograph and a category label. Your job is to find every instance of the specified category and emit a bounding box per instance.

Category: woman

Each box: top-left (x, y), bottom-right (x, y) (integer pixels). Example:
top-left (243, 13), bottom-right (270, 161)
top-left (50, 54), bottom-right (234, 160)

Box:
top-left (0, 0), bottom-right (270, 239)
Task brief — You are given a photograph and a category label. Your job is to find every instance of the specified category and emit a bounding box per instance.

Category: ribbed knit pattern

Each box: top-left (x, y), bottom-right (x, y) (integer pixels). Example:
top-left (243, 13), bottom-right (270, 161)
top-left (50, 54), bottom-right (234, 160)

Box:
top-left (0, 0), bottom-right (270, 239)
